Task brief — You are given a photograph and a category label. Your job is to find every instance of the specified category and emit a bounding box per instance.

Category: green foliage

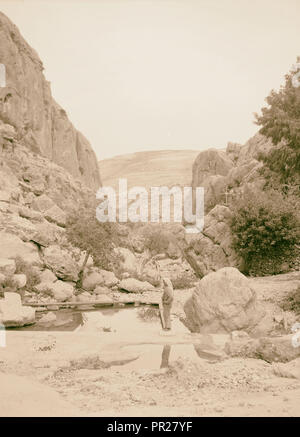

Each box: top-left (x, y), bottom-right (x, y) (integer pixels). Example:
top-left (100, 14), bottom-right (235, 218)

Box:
top-left (230, 188), bottom-right (300, 276)
top-left (170, 274), bottom-right (195, 290)
top-left (255, 59), bottom-right (300, 185)
top-left (65, 206), bottom-right (119, 272)
top-left (143, 227), bottom-right (171, 255)
top-left (280, 286), bottom-right (300, 315)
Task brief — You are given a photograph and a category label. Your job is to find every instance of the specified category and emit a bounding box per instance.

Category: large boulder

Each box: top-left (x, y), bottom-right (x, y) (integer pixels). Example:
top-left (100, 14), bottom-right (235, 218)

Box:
top-left (43, 245), bottom-right (78, 281)
top-left (158, 258), bottom-right (196, 288)
top-left (32, 194), bottom-right (56, 213)
top-left (99, 270), bottom-right (119, 287)
top-left (119, 278), bottom-right (155, 293)
top-left (115, 247), bottom-right (138, 276)
top-left (0, 232), bottom-right (40, 264)
top-left (192, 148), bottom-right (233, 186)
top-left (18, 206), bottom-right (44, 223)
top-left (185, 205), bottom-right (242, 277)
top-left (31, 222), bottom-right (63, 247)
top-left (0, 258), bottom-right (16, 275)
top-left (0, 292), bottom-right (35, 327)
top-left (82, 269), bottom-right (118, 291)
top-left (82, 271), bottom-right (103, 291)
top-left (13, 274), bottom-right (27, 289)
top-left (35, 281), bottom-right (74, 302)
top-left (201, 174), bottom-right (228, 212)
top-left (44, 205), bottom-right (67, 228)
top-left (2, 214), bottom-right (38, 242)
top-left (39, 269), bottom-right (57, 284)
top-left (184, 267), bottom-right (263, 333)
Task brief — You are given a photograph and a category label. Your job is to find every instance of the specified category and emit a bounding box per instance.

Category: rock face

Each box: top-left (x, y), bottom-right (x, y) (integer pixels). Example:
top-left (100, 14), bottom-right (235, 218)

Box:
top-left (192, 149), bottom-right (234, 187)
top-left (35, 280), bottom-right (74, 301)
top-left (0, 231), bottom-right (40, 264)
top-left (184, 267), bottom-right (263, 333)
top-left (0, 11), bottom-right (100, 190)
top-left (185, 205), bottom-right (243, 278)
top-left (43, 245), bottom-right (78, 282)
top-left (119, 278), bottom-right (155, 293)
top-left (191, 134), bottom-right (272, 215)
top-left (82, 269), bottom-right (118, 291)
top-left (0, 292), bottom-right (35, 327)
top-left (0, 258), bottom-right (16, 275)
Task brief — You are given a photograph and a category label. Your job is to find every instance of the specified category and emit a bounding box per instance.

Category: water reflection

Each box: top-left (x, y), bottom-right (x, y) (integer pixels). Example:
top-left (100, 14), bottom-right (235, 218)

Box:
top-left (160, 344), bottom-right (171, 368)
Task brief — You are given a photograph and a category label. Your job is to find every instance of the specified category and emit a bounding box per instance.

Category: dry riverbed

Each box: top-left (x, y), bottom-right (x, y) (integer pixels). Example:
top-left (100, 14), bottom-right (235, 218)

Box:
top-left (0, 321), bottom-right (300, 417)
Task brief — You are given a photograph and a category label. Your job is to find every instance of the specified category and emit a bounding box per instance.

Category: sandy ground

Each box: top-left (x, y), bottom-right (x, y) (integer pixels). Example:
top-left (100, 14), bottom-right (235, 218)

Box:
top-left (0, 273), bottom-right (299, 417)
top-left (0, 323), bottom-right (300, 417)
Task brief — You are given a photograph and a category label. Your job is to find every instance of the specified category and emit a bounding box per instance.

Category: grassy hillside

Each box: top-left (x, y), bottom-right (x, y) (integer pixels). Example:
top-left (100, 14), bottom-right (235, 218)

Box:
top-left (99, 150), bottom-right (200, 190)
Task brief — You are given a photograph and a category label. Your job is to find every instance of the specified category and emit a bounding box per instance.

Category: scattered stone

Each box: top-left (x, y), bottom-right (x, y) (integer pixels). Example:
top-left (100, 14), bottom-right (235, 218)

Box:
top-left (82, 269), bottom-right (118, 291)
top-left (119, 278), bottom-right (155, 293)
top-left (82, 271), bottom-right (104, 291)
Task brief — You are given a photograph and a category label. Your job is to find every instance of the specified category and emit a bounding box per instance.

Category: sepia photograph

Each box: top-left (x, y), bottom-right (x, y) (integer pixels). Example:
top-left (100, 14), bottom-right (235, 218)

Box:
top-left (0, 0), bottom-right (299, 422)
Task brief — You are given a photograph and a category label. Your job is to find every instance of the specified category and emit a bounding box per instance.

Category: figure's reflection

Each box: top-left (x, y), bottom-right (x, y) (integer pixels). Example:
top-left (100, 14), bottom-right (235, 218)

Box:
top-left (160, 344), bottom-right (171, 368)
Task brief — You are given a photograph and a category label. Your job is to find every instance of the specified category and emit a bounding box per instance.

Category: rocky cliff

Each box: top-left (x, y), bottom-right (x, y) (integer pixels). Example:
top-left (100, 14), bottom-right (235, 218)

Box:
top-left (191, 133), bottom-right (273, 213)
top-left (0, 11), bottom-right (101, 190)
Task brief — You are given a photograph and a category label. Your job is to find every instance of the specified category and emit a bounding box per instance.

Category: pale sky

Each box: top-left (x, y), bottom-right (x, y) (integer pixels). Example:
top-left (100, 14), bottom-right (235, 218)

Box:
top-left (0, 0), bottom-right (299, 160)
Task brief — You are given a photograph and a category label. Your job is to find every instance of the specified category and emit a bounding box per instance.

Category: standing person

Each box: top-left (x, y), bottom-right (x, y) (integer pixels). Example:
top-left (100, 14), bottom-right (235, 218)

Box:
top-left (161, 277), bottom-right (174, 331)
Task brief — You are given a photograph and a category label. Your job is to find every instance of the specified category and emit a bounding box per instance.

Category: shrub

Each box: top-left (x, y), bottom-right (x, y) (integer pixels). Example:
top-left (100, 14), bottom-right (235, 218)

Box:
top-left (230, 188), bottom-right (300, 276)
top-left (171, 274), bottom-right (196, 289)
top-left (255, 59), bottom-right (300, 185)
top-left (143, 227), bottom-right (171, 255)
top-left (280, 286), bottom-right (300, 315)
top-left (14, 256), bottom-right (40, 289)
top-left (65, 207), bottom-right (120, 287)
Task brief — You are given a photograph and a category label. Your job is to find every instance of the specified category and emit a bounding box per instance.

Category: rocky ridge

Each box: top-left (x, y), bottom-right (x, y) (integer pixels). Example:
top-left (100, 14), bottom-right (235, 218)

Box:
top-left (0, 11), bottom-right (100, 190)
